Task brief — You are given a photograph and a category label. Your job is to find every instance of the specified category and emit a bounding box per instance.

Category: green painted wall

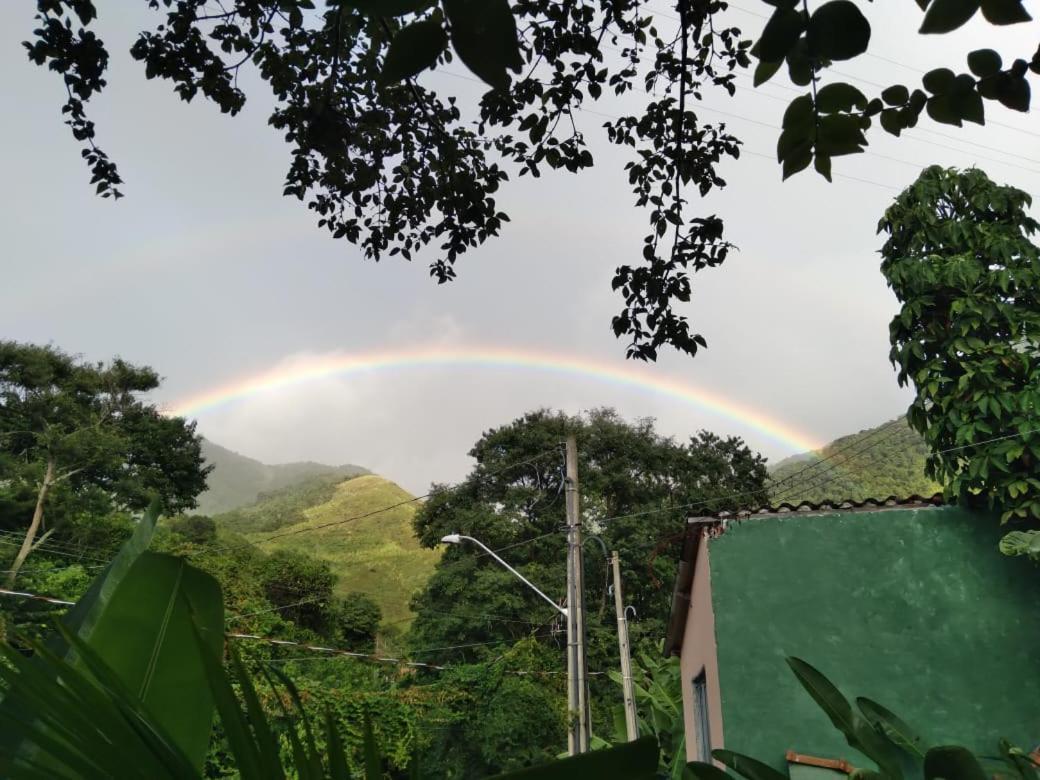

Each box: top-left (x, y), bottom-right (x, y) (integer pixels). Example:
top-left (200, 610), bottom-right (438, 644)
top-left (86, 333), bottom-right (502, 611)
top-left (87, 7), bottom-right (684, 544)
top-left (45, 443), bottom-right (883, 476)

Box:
top-left (708, 506), bottom-right (1040, 771)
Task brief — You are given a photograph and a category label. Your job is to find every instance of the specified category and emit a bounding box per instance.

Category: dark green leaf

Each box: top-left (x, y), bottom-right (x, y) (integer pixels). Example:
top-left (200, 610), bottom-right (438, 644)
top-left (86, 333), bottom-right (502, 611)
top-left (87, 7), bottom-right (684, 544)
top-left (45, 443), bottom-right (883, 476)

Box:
top-left (378, 19), bottom-right (447, 85)
top-left (816, 81), bottom-right (867, 112)
top-left (857, 698), bottom-right (927, 758)
top-left (919, 0), bottom-right (980, 33)
top-left (808, 1), bottom-right (871, 61)
top-left (994, 74), bottom-right (1030, 111)
top-left (882, 84), bottom-right (910, 105)
top-left (786, 658), bottom-right (903, 778)
top-left (83, 552), bottom-right (224, 771)
top-left (326, 709), bottom-right (351, 780)
top-left (949, 86), bottom-right (984, 123)
top-left (444, 0), bottom-right (523, 91)
top-left (922, 67), bottom-right (956, 94)
top-left (782, 143), bottom-right (812, 179)
top-left (363, 717), bottom-right (381, 780)
top-left (814, 151), bottom-right (832, 180)
top-left (756, 8), bottom-right (805, 62)
top-left (880, 108), bottom-right (903, 135)
top-left (785, 38), bottom-right (813, 85)
top-left (926, 94), bottom-right (963, 125)
top-left (866, 97), bottom-right (884, 115)
top-left (924, 747), bottom-right (988, 780)
top-left (967, 48), bottom-right (1002, 77)
top-left (783, 93), bottom-right (815, 129)
top-left (754, 59), bottom-right (783, 86)
top-left (980, 0), bottom-right (1032, 24)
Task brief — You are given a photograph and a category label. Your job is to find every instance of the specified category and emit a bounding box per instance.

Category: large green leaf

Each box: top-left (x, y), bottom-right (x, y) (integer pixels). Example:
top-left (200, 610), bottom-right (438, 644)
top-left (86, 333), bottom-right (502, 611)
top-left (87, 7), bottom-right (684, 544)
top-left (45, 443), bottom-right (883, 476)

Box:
top-left (807, 1), bottom-right (871, 61)
top-left (756, 8), bottom-right (805, 63)
top-left (0, 625), bottom-right (201, 778)
top-left (444, 0), bottom-right (523, 91)
top-left (919, 0), bottom-right (980, 33)
top-left (59, 497), bottom-right (162, 650)
top-left (924, 746), bottom-right (988, 780)
top-left (378, 18), bottom-right (448, 86)
top-left (491, 736), bottom-right (660, 779)
top-left (0, 499), bottom-right (164, 774)
top-left (856, 698), bottom-right (927, 758)
top-left (83, 551), bottom-right (223, 770)
top-left (786, 658), bottom-right (902, 778)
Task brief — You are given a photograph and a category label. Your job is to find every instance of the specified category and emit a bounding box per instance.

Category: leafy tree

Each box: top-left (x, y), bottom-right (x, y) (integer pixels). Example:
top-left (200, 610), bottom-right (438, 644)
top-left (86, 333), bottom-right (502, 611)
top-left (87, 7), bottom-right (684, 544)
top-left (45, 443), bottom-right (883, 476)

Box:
top-left (0, 341), bottom-right (210, 585)
top-left (407, 408), bottom-right (766, 767)
top-left (879, 166), bottom-right (1040, 553)
top-left (23, 2), bottom-right (1038, 360)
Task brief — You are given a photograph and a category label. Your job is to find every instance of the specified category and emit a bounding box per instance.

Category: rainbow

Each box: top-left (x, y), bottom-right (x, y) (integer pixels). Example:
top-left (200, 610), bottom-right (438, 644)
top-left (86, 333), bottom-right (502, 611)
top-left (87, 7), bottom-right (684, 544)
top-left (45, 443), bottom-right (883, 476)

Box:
top-left (166, 346), bottom-right (821, 454)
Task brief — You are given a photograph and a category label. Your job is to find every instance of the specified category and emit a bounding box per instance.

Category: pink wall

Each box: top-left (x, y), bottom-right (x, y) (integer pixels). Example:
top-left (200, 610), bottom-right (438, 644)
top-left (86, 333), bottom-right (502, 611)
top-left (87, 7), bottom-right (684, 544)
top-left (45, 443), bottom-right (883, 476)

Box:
top-left (679, 530), bottom-right (725, 762)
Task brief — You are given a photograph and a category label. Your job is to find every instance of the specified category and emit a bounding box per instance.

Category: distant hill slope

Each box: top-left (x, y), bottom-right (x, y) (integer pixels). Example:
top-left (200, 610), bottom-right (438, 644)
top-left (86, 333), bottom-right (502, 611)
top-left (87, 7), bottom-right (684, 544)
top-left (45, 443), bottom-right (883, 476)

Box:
top-left (217, 474), bottom-right (439, 630)
top-left (195, 439), bottom-right (368, 515)
top-left (769, 418), bottom-right (940, 504)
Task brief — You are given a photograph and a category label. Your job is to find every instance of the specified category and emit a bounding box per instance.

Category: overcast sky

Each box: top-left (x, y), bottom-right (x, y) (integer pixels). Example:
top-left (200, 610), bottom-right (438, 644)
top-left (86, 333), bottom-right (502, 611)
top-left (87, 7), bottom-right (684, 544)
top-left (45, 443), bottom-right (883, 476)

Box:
top-left (3, 4), bottom-right (1038, 494)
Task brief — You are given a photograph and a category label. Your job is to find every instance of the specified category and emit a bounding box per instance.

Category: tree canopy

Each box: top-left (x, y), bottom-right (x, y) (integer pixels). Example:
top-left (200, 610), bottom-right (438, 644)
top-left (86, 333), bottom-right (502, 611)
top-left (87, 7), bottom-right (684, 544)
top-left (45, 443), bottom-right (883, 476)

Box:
top-left (405, 408), bottom-right (767, 770)
top-left (0, 341), bottom-right (210, 583)
top-left (878, 166), bottom-right (1040, 552)
top-left (27, 1), bottom-right (1035, 361)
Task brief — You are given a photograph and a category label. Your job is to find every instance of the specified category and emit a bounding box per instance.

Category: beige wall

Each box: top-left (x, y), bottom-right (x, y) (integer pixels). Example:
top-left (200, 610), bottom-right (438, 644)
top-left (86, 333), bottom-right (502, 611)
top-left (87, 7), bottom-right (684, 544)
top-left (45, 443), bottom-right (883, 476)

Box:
top-left (679, 531), bottom-right (725, 763)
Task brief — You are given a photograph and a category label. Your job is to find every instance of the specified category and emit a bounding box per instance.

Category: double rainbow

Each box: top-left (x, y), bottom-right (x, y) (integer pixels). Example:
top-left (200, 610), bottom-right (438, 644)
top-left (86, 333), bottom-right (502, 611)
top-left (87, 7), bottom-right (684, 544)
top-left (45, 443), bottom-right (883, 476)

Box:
top-left (167, 346), bottom-right (820, 455)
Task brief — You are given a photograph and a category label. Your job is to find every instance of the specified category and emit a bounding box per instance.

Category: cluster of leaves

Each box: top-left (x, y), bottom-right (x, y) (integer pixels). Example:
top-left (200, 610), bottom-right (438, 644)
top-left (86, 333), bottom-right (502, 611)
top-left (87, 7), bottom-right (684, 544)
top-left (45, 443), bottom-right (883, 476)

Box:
top-left (879, 167), bottom-right (1040, 551)
top-left (752, 0), bottom-right (1037, 180)
top-left (25, 0), bottom-right (750, 360)
top-left (686, 657), bottom-right (1040, 780)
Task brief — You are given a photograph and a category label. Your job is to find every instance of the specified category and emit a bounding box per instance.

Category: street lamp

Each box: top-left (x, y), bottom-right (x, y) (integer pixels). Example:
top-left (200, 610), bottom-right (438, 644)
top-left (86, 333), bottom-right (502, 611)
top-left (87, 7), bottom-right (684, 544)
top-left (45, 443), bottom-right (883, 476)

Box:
top-left (440, 534), bottom-right (568, 617)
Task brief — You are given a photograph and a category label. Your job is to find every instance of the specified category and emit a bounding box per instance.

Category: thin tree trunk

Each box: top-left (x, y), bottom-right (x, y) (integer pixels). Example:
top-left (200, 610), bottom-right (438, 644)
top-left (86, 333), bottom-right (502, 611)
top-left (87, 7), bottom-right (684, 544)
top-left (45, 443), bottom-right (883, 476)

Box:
top-left (5, 457), bottom-right (55, 588)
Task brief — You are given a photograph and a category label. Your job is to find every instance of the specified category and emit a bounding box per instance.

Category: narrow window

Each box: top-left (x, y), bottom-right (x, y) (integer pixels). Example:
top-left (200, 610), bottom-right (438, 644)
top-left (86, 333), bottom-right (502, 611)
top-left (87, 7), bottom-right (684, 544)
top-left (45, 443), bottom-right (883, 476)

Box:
top-left (692, 670), bottom-right (712, 761)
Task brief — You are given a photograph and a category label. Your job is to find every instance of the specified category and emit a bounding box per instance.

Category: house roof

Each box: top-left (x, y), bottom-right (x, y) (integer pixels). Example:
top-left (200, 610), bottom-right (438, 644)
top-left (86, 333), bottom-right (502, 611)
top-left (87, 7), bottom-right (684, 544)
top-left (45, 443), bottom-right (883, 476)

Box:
top-left (662, 493), bottom-right (945, 657)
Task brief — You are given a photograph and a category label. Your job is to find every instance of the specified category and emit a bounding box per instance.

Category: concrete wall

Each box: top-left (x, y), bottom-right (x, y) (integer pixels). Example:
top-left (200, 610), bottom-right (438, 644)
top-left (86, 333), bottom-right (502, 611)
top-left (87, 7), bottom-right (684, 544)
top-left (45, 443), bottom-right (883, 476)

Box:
top-left (679, 530), bottom-right (725, 762)
top-left (706, 506), bottom-right (1040, 771)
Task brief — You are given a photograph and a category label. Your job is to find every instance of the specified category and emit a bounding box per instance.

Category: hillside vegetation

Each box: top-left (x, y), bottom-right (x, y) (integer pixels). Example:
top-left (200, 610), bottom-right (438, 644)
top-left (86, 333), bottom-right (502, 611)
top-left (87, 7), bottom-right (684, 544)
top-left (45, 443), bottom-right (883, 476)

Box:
top-left (216, 474), bottom-right (439, 630)
top-left (769, 417), bottom-right (940, 505)
top-left (196, 439), bottom-right (368, 515)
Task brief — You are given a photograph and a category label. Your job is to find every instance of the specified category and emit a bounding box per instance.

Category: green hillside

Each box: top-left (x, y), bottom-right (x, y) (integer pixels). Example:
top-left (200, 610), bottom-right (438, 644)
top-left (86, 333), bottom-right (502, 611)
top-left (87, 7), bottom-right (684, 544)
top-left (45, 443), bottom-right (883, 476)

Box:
top-left (769, 417), bottom-right (941, 505)
top-left (195, 439), bottom-right (368, 515)
top-left (216, 474), bottom-right (440, 630)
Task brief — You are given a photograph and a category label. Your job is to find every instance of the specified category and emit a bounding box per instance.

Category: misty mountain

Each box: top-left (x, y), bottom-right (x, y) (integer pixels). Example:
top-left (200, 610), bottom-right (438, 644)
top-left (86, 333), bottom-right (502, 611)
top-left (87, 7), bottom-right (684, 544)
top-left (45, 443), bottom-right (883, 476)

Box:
top-left (194, 439), bottom-right (368, 515)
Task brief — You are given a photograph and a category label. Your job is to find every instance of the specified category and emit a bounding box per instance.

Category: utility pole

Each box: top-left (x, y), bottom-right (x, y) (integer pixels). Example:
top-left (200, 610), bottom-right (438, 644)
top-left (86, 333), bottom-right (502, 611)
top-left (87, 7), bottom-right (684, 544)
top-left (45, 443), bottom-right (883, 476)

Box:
top-left (611, 551), bottom-right (639, 741)
top-left (564, 435), bottom-right (590, 754)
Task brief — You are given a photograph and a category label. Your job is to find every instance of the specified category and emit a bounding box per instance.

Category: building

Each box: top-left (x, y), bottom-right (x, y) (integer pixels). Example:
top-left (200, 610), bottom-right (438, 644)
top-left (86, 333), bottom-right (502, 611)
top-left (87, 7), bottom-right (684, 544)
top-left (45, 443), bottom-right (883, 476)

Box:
top-left (663, 497), bottom-right (1040, 771)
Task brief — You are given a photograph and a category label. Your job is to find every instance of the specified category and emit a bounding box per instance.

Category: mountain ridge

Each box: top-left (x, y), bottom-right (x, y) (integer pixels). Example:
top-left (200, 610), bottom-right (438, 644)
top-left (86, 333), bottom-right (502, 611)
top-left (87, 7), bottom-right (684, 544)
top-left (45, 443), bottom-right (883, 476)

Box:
top-left (195, 439), bottom-right (368, 516)
top-left (768, 417), bottom-right (940, 505)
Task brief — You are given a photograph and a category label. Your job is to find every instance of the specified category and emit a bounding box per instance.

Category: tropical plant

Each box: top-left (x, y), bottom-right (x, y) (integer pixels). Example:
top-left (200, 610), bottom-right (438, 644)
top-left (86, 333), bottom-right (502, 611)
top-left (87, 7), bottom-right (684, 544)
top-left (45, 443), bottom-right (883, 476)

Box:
top-left (609, 648), bottom-right (687, 780)
top-left (0, 492), bottom-right (661, 778)
top-left (684, 657), bottom-right (1040, 780)
top-left (878, 166), bottom-right (1040, 556)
